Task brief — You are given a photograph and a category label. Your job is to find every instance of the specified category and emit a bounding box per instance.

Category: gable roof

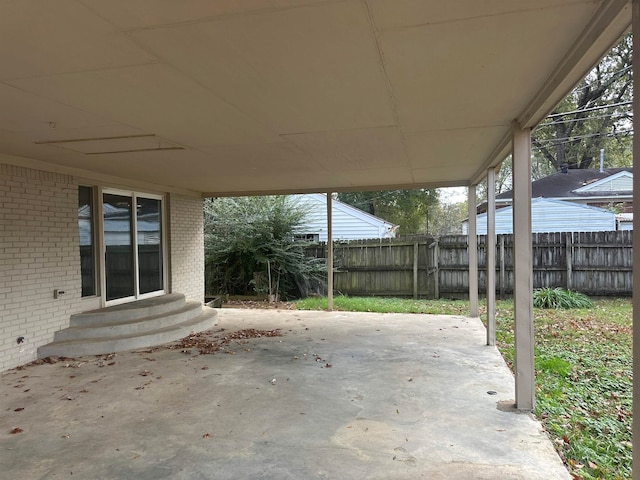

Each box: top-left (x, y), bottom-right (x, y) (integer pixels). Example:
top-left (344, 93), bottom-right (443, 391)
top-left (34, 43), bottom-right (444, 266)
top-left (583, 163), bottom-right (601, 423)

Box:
top-left (572, 170), bottom-right (633, 193)
top-left (496, 167), bottom-right (633, 201)
top-left (296, 193), bottom-right (396, 229)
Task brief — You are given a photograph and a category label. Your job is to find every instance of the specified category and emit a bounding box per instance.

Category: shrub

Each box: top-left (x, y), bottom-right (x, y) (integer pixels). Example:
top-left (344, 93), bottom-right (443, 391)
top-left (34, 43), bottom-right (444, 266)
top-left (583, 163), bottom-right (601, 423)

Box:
top-left (204, 196), bottom-right (325, 300)
top-left (532, 287), bottom-right (593, 309)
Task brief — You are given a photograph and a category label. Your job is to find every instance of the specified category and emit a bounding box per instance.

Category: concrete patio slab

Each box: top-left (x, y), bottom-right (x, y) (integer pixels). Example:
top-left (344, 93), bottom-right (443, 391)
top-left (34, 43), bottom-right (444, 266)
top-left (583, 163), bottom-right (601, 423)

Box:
top-left (0, 309), bottom-right (570, 479)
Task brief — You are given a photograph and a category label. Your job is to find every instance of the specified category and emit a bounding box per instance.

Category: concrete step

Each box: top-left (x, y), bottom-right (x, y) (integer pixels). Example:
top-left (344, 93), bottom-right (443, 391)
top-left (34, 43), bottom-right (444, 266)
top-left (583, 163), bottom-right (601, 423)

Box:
top-left (54, 301), bottom-right (204, 342)
top-left (38, 307), bottom-right (218, 358)
top-left (70, 293), bottom-right (186, 327)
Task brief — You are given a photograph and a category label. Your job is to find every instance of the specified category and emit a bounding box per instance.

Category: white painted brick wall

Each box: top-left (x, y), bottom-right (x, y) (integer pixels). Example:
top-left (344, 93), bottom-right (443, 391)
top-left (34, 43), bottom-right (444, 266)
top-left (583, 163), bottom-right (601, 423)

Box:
top-left (169, 194), bottom-right (204, 303)
top-left (0, 164), bottom-right (83, 371)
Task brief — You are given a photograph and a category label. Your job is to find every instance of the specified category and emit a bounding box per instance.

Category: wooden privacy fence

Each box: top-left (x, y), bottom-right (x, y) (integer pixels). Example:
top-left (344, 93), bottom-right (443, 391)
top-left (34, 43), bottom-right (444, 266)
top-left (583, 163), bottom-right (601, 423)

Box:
top-left (305, 230), bottom-right (633, 298)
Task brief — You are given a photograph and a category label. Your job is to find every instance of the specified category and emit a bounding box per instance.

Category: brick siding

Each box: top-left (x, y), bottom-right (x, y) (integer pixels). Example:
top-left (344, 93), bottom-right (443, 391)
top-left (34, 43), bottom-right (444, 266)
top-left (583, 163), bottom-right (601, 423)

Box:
top-left (0, 164), bottom-right (83, 371)
top-left (168, 194), bottom-right (204, 303)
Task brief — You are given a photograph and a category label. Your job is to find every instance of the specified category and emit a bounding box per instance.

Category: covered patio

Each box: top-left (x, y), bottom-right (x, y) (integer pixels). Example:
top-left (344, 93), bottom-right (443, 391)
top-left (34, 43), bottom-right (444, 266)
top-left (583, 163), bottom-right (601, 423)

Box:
top-left (0, 1), bottom-right (638, 477)
top-left (1, 309), bottom-right (569, 479)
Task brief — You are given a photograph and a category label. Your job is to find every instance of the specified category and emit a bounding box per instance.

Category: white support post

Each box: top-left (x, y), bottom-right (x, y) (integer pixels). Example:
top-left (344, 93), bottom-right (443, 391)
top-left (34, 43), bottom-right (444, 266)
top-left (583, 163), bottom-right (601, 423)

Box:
top-left (327, 193), bottom-right (333, 312)
top-left (512, 122), bottom-right (534, 411)
top-left (468, 185), bottom-right (478, 317)
top-left (486, 167), bottom-right (496, 346)
top-left (632, 2), bottom-right (640, 477)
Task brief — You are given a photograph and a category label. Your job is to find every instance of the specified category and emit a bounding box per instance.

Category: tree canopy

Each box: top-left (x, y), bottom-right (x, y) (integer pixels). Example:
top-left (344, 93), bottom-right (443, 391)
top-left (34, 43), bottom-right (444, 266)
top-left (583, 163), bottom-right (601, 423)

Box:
top-left (532, 33), bottom-right (632, 174)
top-left (337, 189), bottom-right (439, 235)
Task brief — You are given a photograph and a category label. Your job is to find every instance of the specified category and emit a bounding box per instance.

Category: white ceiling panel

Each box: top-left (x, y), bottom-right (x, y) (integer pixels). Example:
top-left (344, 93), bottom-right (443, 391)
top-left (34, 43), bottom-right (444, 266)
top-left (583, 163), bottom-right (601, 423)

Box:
top-left (131, 1), bottom-right (395, 133)
top-left (284, 127), bottom-right (409, 170)
top-left (198, 142), bottom-right (321, 174)
top-left (404, 127), bottom-right (507, 170)
top-left (0, 1), bottom-right (629, 195)
top-left (368, 0), bottom-right (593, 30)
top-left (79, 0), bottom-right (326, 29)
top-left (0, 0), bottom-right (156, 80)
top-left (379, 3), bottom-right (597, 133)
top-left (8, 64), bottom-right (282, 147)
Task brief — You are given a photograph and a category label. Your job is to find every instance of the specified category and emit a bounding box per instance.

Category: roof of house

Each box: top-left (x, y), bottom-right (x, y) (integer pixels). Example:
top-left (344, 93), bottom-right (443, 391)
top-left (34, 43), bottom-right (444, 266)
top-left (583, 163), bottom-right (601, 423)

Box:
top-left (496, 167), bottom-right (632, 201)
top-left (300, 193), bottom-right (396, 228)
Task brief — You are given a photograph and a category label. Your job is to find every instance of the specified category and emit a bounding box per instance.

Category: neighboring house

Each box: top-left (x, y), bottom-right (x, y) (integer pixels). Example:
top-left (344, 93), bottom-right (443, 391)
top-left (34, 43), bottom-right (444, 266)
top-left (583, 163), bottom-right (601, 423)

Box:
top-left (462, 197), bottom-right (616, 235)
top-left (487, 167), bottom-right (632, 211)
top-left (293, 193), bottom-right (397, 242)
top-left (471, 167), bottom-right (633, 233)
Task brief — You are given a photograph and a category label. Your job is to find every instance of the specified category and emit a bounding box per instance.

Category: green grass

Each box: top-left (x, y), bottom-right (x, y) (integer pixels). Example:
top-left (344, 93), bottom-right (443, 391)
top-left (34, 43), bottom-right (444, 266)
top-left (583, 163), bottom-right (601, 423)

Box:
top-left (295, 295), bottom-right (470, 315)
top-left (295, 296), bottom-right (633, 479)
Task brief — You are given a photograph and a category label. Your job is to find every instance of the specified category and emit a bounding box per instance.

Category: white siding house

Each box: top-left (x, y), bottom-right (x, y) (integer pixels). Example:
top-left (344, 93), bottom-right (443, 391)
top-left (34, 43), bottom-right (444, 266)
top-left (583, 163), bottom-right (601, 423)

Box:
top-left (462, 198), bottom-right (616, 235)
top-left (293, 194), bottom-right (397, 242)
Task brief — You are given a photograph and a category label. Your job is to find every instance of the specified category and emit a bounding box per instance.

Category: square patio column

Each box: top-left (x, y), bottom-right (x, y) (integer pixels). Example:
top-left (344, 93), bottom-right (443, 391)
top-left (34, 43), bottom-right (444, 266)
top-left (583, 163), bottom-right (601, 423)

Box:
top-left (327, 192), bottom-right (333, 312)
top-left (632, 1), bottom-right (640, 476)
top-left (512, 122), bottom-right (534, 411)
top-left (468, 185), bottom-right (478, 317)
top-left (486, 167), bottom-right (496, 346)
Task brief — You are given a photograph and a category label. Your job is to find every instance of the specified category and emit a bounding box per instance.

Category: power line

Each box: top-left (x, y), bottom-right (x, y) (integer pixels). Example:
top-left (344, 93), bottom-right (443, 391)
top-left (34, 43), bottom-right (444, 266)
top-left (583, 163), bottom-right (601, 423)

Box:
top-left (536, 110), bottom-right (632, 128)
top-left (533, 128), bottom-right (632, 146)
top-left (545, 100), bottom-right (632, 118)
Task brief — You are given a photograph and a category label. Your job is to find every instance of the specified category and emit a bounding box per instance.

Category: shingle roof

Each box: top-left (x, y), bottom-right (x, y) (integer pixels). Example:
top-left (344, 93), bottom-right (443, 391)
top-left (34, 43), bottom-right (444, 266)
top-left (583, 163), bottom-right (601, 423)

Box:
top-left (496, 167), bottom-right (633, 200)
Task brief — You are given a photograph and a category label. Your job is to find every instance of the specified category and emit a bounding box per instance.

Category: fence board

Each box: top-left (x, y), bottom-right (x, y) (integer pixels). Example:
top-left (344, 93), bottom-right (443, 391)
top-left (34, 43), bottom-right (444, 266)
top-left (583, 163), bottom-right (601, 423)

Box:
top-left (303, 230), bottom-right (632, 298)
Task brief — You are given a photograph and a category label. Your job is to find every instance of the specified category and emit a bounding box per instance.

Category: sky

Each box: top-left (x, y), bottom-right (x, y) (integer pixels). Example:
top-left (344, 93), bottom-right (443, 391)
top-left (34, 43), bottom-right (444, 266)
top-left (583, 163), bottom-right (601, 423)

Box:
top-left (439, 187), bottom-right (467, 204)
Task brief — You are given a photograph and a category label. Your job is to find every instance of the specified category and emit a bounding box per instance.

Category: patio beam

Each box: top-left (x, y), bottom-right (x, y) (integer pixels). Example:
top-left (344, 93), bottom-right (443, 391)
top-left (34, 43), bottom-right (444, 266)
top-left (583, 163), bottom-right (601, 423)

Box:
top-left (486, 167), bottom-right (496, 346)
top-left (327, 192), bottom-right (333, 312)
top-left (632, 2), bottom-right (640, 478)
top-left (512, 122), bottom-right (534, 411)
top-left (468, 185), bottom-right (478, 317)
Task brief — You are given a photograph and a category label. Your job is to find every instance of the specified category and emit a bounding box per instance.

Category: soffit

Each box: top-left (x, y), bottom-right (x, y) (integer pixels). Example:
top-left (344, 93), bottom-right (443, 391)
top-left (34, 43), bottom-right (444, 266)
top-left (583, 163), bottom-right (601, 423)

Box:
top-left (0, 0), bottom-right (630, 196)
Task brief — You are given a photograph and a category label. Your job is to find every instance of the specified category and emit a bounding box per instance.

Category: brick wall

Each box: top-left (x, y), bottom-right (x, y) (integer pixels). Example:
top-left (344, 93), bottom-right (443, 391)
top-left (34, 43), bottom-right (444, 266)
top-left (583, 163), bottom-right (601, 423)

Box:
top-left (0, 164), bottom-right (83, 371)
top-left (168, 194), bottom-right (204, 302)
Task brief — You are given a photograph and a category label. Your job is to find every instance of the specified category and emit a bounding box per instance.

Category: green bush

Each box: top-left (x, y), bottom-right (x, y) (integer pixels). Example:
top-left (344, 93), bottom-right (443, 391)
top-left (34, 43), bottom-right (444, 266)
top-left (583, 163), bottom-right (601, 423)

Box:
top-left (204, 196), bottom-right (325, 300)
top-left (532, 287), bottom-right (593, 309)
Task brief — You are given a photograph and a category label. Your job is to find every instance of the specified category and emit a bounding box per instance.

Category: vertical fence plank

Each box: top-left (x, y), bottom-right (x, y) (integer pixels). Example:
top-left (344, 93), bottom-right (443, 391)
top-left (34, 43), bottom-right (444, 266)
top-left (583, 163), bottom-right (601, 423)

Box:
top-left (566, 232), bottom-right (573, 290)
top-left (433, 239), bottom-right (440, 299)
top-left (299, 231), bottom-right (632, 299)
top-left (499, 235), bottom-right (506, 300)
top-left (413, 241), bottom-right (419, 299)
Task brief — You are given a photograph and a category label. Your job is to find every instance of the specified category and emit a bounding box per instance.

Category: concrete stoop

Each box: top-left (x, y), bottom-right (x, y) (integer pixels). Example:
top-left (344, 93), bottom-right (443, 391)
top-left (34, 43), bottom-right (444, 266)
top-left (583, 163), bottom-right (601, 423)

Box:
top-left (38, 293), bottom-right (217, 358)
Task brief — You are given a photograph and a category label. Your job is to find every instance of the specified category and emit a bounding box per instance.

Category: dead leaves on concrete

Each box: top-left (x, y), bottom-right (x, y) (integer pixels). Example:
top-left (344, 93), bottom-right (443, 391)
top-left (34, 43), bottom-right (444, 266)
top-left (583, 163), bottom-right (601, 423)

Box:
top-left (169, 328), bottom-right (283, 356)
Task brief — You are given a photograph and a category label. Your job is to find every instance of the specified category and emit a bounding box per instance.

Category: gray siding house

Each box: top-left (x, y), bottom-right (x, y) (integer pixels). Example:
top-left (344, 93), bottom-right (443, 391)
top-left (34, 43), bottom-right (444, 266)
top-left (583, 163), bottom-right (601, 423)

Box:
top-left (462, 197), bottom-right (616, 235)
top-left (294, 193), bottom-right (397, 242)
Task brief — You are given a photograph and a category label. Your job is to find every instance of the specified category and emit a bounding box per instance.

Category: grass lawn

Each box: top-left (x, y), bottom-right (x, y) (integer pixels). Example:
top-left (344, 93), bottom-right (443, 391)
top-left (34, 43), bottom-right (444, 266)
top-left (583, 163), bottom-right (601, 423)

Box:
top-left (295, 296), bottom-right (632, 479)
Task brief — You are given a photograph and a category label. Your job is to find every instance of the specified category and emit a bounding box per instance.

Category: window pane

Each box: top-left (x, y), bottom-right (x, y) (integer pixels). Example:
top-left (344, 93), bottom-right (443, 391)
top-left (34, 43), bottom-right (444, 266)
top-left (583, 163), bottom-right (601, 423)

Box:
top-left (137, 197), bottom-right (163, 294)
top-left (78, 186), bottom-right (96, 297)
top-left (103, 193), bottom-right (135, 301)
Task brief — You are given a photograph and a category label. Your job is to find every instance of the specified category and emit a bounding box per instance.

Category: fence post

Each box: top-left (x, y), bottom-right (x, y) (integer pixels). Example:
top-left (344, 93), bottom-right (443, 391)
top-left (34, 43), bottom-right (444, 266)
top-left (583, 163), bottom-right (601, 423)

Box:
top-left (413, 241), bottom-right (419, 299)
top-left (433, 239), bottom-right (440, 299)
top-left (499, 235), bottom-right (506, 300)
top-left (566, 232), bottom-right (573, 290)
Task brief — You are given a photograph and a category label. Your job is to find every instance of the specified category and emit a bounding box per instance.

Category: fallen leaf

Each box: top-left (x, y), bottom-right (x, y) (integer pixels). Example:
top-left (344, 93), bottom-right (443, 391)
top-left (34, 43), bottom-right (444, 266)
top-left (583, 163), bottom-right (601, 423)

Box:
top-left (10, 427), bottom-right (23, 434)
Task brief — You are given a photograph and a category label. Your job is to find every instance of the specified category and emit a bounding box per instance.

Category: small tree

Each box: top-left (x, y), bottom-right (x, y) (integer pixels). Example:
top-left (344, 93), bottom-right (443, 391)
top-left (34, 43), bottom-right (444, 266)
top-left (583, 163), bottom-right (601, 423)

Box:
top-left (204, 196), bottom-right (325, 300)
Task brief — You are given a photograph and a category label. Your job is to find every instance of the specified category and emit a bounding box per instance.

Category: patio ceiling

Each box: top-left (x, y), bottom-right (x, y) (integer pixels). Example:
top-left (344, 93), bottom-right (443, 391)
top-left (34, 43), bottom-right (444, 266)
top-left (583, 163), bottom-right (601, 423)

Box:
top-left (0, 0), bottom-right (630, 196)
